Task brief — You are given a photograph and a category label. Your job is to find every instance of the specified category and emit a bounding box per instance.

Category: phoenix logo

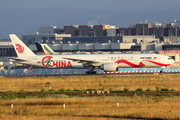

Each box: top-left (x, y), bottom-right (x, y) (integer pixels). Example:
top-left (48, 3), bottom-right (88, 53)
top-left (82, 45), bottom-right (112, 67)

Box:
top-left (42, 56), bottom-right (53, 68)
top-left (15, 43), bottom-right (24, 54)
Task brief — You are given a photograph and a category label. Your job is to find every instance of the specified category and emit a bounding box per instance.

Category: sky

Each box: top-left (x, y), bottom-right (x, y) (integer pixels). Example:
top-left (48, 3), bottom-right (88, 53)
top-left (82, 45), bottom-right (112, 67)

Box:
top-left (0, 0), bottom-right (180, 39)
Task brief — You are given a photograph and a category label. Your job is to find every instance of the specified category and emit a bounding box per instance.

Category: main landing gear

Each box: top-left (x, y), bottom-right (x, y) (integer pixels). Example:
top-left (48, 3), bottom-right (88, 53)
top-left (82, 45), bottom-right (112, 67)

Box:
top-left (85, 71), bottom-right (96, 74)
top-left (85, 66), bottom-right (96, 74)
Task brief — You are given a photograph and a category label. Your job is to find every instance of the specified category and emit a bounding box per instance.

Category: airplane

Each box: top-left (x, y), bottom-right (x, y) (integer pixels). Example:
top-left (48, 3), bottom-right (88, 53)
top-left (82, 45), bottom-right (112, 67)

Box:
top-left (9, 34), bottom-right (175, 74)
top-left (35, 41), bottom-right (88, 55)
top-left (35, 41), bottom-right (55, 55)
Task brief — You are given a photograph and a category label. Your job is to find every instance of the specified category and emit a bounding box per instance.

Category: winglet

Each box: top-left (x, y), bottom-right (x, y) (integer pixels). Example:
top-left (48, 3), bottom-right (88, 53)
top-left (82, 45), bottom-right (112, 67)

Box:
top-left (9, 34), bottom-right (36, 57)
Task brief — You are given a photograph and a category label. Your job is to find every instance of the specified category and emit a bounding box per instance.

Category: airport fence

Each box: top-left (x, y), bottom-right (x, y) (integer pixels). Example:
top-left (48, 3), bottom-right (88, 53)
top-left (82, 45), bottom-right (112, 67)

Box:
top-left (0, 67), bottom-right (180, 76)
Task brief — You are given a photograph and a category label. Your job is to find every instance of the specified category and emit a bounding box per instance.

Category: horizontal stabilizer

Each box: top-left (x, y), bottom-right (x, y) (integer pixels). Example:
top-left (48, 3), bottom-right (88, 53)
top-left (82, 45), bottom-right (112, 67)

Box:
top-left (8, 57), bottom-right (27, 61)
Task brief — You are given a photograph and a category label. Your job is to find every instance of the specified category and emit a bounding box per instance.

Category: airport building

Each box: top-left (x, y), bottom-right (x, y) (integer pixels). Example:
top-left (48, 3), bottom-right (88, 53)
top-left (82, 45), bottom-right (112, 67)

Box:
top-left (23, 25), bottom-right (160, 52)
top-left (1, 21), bottom-right (180, 69)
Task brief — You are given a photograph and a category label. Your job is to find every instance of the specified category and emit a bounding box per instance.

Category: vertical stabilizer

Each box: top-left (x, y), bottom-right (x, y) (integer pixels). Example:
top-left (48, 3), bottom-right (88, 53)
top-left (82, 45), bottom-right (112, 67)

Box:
top-left (35, 41), bottom-right (44, 53)
top-left (42, 44), bottom-right (55, 55)
top-left (35, 42), bottom-right (54, 55)
top-left (9, 34), bottom-right (36, 57)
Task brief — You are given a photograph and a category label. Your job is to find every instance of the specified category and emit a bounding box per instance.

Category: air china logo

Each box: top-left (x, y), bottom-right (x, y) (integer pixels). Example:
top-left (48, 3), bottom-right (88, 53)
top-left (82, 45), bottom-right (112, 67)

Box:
top-left (15, 43), bottom-right (24, 54)
top-left (42, 56), bottom-right (72, 68)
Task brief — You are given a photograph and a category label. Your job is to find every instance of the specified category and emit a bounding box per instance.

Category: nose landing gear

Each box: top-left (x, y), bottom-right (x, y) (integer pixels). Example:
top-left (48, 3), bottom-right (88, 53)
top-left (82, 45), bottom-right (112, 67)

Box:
top-left (159, 67), bottom-right (165, 75)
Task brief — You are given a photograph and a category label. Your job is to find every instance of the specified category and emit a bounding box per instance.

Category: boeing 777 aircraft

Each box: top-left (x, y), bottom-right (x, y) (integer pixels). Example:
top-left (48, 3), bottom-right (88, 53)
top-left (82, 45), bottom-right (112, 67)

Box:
top-left (9, 34), bottom-right (175, 74)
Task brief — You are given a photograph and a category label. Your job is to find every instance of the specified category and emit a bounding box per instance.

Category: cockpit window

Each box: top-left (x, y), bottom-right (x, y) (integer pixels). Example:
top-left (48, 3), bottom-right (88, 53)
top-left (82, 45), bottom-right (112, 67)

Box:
top-left (168, 56), bottom-right (173, 60)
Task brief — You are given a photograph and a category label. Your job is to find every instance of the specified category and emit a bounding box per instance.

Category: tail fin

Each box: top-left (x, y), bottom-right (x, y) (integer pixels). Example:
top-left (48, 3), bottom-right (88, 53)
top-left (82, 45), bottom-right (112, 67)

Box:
top-left (35, 41), bottom-right (45, 54)
top-left (42, 44), bottom-right (55, 55)
top-left (35, 41), bottom-right (54, 55)
top-left (9, 34), bottom-right (36, 57)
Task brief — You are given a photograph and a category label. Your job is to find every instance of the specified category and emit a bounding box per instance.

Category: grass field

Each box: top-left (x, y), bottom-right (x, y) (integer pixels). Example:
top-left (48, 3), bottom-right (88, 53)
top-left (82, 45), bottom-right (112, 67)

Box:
top-left (0, 74), bottom-right (180, 119)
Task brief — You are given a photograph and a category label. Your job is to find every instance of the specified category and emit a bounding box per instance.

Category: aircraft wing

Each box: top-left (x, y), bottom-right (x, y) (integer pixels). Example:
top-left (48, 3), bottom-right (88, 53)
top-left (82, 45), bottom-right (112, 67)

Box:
top-left (63, 57), bottom-right (102, 66)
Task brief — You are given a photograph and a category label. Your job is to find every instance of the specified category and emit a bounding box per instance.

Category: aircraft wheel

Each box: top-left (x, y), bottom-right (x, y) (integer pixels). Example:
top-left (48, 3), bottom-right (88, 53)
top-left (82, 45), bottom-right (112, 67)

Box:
top-left (91, 71), bottom-right (96, 74)
top-left (85, 71), bottom-right (96, 74)
top-left (85, 71), bottom-right (90, 74)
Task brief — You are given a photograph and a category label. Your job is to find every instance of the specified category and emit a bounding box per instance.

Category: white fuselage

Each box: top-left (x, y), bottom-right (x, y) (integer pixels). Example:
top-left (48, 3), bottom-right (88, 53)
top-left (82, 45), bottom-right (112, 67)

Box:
top-left (17, 53), bottom-right (174, 70)
top-left (9, 34), bottom-right (175, 72)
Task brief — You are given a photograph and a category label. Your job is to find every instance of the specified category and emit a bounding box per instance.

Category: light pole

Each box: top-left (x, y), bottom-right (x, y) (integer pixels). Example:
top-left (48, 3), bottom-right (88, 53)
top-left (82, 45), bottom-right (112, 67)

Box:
top-left (143, 25), bottom-right (144, 42)
top-left (140, 21), bottom-right (144, 42)
top-left (176, 27), bottom-right (177, 42)
top-left (89, 31), bottom-right (95, 37)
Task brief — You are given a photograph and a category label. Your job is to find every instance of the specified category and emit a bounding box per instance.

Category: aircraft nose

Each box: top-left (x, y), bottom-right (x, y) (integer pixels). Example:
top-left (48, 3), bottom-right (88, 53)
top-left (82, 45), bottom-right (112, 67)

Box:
top-left (171, 59), bottom-right (175, 64)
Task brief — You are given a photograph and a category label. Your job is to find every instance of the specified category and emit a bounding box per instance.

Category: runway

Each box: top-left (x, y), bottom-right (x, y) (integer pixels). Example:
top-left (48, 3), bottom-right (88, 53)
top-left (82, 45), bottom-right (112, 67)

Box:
top-left (4, 70), bottom-right (180, 78)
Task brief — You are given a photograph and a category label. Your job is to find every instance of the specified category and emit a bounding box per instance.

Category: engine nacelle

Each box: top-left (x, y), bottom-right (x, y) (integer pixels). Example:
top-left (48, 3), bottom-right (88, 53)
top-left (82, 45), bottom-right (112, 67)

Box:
top-left (101, 63), bottom-right (118, 72)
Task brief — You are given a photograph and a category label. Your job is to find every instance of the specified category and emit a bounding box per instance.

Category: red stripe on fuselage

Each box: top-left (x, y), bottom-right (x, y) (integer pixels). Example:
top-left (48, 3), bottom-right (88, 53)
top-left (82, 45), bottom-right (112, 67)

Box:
top-left (115, 59), bottom-right (170, 67)
top-left (115, 59), bottom-right (145, 67)
top-left (143, 60), bottom-right (170, 66)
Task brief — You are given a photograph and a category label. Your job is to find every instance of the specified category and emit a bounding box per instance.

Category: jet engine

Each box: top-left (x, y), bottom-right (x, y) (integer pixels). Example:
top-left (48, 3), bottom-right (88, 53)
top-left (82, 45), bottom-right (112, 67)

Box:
top-left (101, 63), bottom-right (118, 72)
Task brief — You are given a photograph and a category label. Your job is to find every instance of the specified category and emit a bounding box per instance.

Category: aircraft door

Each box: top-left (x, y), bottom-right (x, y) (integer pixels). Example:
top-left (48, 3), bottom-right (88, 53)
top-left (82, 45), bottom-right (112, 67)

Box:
top-left (134, 56), bottom-right (138, 64)
top-left (97, 57), bottom-right (101, 62)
